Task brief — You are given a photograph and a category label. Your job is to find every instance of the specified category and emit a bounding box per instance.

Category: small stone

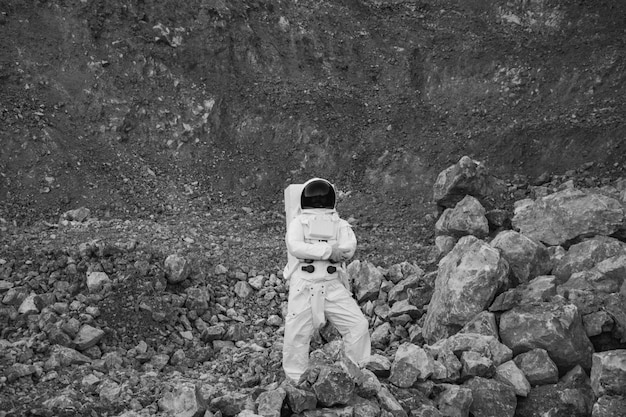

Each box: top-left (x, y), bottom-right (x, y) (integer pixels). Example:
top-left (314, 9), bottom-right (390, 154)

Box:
top-left (215, 264), bottom-right (229, 275)
top-left (18, 293), bottom-right (39, 315)
top-left (313, 366), bottom-right (355, 407)
top-left (284, 383), bottom-right (317, 414)
top-left (266, 315), bottom-right (283, 327)
top-left (256, 388), bottom-right (286, 417)
top-left (61, 207), bottom-right (90, 222)
top-left (73, 325), bottom-right (105, 351)
top-left (494, 360), bottom-right (531, 397)
top-left (99, 380), bottom-right (122, 404)
top-left (6, 363), bottom-right (37, 382)
top-left (364, 354), bottom-right (392, 377)
top-left (151, 354), bottom-right (170, 371)
top-left (249, 275), bottom-right (265, 290)
top-left (591, 350), bottom-right (626, 397)
top-left (461, 351), bottom-right (495, 379)
top-left (86, 272), bottom-right (111, 293)
top-left (513, 348), bottom-right (559, 386)
top-left (164, 254), bottom-right (190, 284)
top-left (158, 383), bottom-right (206, 416)
top-left (234, 281), bottom-right (254, 298)
top-left (169, 349), bottom-right (186, 366)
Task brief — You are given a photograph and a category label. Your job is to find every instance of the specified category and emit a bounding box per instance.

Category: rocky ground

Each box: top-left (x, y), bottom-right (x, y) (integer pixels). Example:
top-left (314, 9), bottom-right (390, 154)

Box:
top-left (0, 207), bottom-right (282, 416)
top-left (2, 0), bottom-right (626, 416)
top-left (0, 183), bottom-right (437, 416)
top-left (2, 157), bottom-right (626, 416)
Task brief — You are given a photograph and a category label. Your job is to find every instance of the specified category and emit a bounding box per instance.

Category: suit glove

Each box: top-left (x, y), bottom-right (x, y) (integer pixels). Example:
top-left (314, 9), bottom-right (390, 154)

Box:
top-left (330, 245), bottom-right (348, 263)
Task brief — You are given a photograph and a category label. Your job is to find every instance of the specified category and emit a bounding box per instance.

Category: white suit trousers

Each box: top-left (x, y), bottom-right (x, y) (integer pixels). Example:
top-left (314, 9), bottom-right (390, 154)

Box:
top-left (282, 275), bottom-right (371, 382)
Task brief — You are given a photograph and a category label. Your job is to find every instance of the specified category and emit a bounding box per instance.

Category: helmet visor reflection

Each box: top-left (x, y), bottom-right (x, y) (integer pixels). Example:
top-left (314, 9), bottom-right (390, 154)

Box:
top-left (303, 181), bottom-right (331, 197)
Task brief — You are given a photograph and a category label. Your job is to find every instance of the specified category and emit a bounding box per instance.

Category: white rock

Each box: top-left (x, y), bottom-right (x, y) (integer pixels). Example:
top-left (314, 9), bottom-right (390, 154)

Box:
top-left (18, 293), bottom-right (39, 315)
top-left (87, 272), bottom-right (111, 293)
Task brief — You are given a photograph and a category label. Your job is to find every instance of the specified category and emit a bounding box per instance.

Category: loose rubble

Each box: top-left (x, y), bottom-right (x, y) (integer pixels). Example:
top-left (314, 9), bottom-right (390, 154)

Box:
top-left (2, 156), bottom-right (626, 416)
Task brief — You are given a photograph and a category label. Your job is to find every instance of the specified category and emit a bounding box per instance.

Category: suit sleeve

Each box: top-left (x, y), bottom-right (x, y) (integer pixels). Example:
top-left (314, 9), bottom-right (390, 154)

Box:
top-left (286, 217), bottom-right (333, 260)
top-left (337, 220), bottom-right (357, 259)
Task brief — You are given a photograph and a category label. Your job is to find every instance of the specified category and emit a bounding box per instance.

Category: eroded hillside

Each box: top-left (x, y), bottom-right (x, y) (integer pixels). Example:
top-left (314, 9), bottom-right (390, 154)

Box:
top-left (1, 0), bottom-right (625, 227)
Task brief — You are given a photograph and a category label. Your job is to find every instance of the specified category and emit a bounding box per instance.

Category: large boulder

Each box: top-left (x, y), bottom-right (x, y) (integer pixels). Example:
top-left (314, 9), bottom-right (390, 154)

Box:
top-left (590, 350), bottom-right (626, 397)
top-left (432, 332), bottom-right (512, 367)
top-left (512, 188), bottom-right (624, 246)
top-left (494, 360), bottom-right (531, 397)
top-left (312, 366), bottom-right (355, 407)
top-left (515, 383), bottom-right (594, 417)
top-left (376, 386), bottom-right (408, 417)
top-left (283, 384), bottom-right (317, 414)
top-left (463, 377), bottom-right (517, 417)
top-left (388, 343), bottom-right (434, 388)
top-left (592, 395), bottom-right (626, 417)
top-left (553, 236), bottom-right (626, 283)
top-left (435, 385), bottom-right (472, 417)
top-left (435, 195), bottom-right (489, 238)
top-left (422, 236), bottom-right (509, 343)
top-left (256, 388), bottom-right (286, 417)
top-left (433, 156), bottom-right (504, 210)
top-left (499, 302), bottom-right (595, 373)
top-left (490, 230), bottom-right (552, 284)
top-left (489, 275), bottom-right (557, 312)
top-left (513, 348), bottom-right (559, 386)
top-left (561, 269), bottom-right (622, 296)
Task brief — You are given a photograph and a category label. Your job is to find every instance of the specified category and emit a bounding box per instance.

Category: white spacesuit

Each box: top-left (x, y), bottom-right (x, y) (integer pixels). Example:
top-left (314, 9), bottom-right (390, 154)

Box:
top-left (282, 178), bottom-right (371, 382)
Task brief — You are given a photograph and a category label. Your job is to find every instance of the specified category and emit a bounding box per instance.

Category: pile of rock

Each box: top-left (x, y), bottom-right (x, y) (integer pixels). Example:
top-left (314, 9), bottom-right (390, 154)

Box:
top-left (0, 235), bottom-right (286, 414)
top-left (2, 156), bottom-right (626, 416)
top-left (205, 156), bottom-right (625, 417)
top-left (156, 156), bottom-right (626, 417)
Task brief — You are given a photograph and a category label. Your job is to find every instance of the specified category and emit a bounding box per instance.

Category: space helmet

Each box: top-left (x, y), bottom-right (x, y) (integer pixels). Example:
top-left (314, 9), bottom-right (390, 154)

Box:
top-left (300, 178), bottom-right (336, 209)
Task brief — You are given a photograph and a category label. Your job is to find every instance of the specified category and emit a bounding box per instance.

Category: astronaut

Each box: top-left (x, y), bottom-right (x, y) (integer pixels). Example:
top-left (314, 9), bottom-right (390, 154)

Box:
top-left (282, 178), bottom-right (371, 382)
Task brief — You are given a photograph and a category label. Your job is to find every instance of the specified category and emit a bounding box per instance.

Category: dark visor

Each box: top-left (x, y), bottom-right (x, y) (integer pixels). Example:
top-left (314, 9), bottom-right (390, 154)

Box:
top-left (303, 181), bottom-right (331, 197)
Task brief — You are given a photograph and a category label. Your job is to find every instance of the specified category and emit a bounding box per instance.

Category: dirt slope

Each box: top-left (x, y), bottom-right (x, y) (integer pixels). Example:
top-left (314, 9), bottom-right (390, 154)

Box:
top-left (0, 0), bottom-right (625, 229)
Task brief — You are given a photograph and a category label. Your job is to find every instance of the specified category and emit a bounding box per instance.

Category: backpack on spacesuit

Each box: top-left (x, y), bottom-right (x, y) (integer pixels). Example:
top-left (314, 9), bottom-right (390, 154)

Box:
top-left (284, 183), bottom-right (305, 269)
